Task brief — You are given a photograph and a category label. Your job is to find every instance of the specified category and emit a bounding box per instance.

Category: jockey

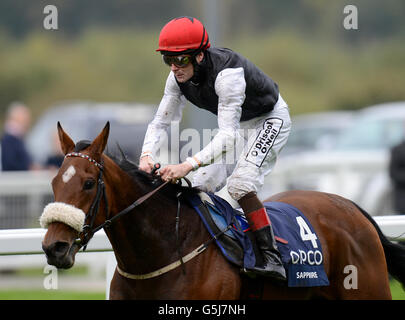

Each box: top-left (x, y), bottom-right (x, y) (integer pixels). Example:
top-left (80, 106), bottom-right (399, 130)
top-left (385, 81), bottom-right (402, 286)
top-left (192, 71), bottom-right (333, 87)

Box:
top-left (140, 16), bottom-right (291, 281)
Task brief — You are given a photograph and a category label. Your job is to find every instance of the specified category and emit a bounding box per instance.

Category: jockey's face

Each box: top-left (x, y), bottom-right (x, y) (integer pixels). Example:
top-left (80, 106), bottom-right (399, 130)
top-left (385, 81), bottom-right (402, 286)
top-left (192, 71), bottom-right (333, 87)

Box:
top-left (169, 52), bottom-right (204, 83)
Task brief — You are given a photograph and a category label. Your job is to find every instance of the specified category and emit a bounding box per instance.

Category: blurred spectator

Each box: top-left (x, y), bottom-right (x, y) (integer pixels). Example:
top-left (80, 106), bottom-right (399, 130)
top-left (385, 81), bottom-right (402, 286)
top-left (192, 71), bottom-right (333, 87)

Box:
top-left (0, 102), bottom-right (34, 171)
top-left (389, 139), bottom-right (405, 214)
top-left (0, 102), bottom-right (36, 229)
top-left (44, 130), bottom-right (64, 170)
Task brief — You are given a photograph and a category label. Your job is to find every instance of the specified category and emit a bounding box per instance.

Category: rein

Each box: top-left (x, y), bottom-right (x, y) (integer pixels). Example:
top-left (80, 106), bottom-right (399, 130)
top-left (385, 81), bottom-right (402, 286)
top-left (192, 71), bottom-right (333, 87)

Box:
top-left (67, 152), bottom-right (171, 250)
top-left (89, 179), bottom-right (170, 236)
top-left (66, 152), bottom-right (214, 280)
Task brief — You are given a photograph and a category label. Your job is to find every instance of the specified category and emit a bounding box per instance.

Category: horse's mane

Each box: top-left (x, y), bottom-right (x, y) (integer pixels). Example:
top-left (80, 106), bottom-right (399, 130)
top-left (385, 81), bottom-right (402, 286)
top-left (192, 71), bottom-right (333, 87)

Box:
top-left (112, 153), bottom-right (200, 199)
top-left (74, 140), bottom-right (200, 200)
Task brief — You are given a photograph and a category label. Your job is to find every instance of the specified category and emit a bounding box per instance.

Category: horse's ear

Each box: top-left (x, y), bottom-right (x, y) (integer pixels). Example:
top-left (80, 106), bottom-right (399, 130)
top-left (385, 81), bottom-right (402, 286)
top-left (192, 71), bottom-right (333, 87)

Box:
top-left (57, 122), bottom-right (75, 155)
top-left (88, 122), bottom-right (110, 158)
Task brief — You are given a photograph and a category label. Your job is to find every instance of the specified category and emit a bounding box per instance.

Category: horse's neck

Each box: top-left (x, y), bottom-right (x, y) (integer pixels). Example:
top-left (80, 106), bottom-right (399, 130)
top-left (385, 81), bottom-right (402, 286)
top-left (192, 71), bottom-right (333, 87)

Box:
top-left (104, 164), bottom-right (206, 275)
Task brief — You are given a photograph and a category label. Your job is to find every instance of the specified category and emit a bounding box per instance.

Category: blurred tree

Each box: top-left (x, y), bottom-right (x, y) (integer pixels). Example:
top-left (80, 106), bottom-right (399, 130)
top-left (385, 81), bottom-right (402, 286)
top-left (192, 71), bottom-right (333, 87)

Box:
top-left (0, 0), bottom-right (404, 41)
top-left (0, 0), bottom-right (193, 38)
top-left (0, 0), bottom-right (404, 124)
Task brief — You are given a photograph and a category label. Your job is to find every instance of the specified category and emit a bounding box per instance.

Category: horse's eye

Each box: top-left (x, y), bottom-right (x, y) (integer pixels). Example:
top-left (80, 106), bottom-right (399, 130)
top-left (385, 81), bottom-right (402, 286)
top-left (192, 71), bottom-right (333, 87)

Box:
top-left (83, 179), bottom-right (96, 190)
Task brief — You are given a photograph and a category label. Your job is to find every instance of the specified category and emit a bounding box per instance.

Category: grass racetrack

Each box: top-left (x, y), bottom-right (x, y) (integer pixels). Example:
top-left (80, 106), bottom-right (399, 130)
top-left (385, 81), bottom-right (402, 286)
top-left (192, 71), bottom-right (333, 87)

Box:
top-left (0, 289), bottom-right (104, 300)
top-left (390, 279), bottom-right (405, 300)
top-left (0, 280), bottom-right (403, 300)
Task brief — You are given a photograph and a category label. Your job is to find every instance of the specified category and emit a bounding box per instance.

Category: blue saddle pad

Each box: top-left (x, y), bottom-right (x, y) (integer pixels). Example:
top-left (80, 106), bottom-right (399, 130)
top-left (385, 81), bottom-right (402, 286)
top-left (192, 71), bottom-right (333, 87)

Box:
top-left (188, 193), bottom-right (329, 288)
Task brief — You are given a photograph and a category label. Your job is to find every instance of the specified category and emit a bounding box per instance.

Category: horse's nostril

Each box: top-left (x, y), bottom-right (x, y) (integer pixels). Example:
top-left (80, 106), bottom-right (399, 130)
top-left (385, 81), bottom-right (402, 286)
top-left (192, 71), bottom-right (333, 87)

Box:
top-left (43, 241), bottom-right (71, 258)
top-left (53, 241), bottom-right (70, 256)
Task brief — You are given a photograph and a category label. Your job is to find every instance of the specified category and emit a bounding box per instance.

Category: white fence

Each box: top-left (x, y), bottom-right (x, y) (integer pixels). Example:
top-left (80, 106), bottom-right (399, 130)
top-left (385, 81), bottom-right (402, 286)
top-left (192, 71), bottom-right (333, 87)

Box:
top-left (259, 151), bottom-right (393, 216)
top-left (0, 228), bottom-right (115, 299)
top-left (1, 171), bottom-right (405, 299)
top-left (0, 163), bottom-right (395, 230)
top-left (0, 216), bottom-right (404, 299)
top-left (0, 171), bottom-right (54, 229)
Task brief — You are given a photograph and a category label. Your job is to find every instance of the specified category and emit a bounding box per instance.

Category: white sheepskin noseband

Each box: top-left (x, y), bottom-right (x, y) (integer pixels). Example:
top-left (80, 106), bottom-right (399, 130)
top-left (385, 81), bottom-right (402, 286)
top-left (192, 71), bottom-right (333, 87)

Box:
top-left (40, 202), bottom-right (86, 232)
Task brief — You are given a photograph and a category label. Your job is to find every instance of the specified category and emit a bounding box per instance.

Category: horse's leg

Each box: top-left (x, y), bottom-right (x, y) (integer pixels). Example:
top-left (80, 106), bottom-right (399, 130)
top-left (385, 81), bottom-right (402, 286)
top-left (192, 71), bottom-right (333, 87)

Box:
top-left (268, 191), bottom-right (392, 300)
top-left (181, 245), bottom-right (242, 299)
top-left (241, 277), bottom-right (313, 300)
top-left (109, 270), bottom-right (135, 300)
top-left (328, 213), bottom-right (392, 300)
top-left (108, 245), bottom-right (241, 299)
top-left (314, 195), bottom-right (392, 299)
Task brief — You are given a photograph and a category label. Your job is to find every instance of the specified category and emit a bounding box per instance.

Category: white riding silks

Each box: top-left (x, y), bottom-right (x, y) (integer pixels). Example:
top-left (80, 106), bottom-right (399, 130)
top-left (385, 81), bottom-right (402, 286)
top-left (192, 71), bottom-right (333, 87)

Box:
top-left (141, 67), bottom-right (291, 201)
top-left (193, 68), bottom-right (246, 166)
top-left (194, 94), bottom-right (291, 201)
top-left (39, 202), bottom-right (86, 232)
top-left (141, 72), bottom-right (186, 159)
top-left (141, 68), bottom-right (246, 167)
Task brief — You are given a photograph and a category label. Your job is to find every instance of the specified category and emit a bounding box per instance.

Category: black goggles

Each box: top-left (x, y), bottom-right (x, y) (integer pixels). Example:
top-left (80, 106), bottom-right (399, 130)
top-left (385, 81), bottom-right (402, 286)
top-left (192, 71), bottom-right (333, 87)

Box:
top-left (162, 55), bottom-right (192, 68)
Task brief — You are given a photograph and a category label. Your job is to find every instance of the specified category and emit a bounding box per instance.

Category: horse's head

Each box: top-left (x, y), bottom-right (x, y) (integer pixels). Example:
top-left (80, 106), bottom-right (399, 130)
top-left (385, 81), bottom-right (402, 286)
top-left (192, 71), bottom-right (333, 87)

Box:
top-left (41, 121), bottom-right (110, 269)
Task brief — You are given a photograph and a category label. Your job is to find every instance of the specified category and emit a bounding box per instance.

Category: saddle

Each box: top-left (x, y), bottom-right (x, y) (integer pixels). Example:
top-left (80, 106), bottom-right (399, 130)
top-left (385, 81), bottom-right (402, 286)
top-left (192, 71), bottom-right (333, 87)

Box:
top-left (186, 192), bottom-right (329, 288)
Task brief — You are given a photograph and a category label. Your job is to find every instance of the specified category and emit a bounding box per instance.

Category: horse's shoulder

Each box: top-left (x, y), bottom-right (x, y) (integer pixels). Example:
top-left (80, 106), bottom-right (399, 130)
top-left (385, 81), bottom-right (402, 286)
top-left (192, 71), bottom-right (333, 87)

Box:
top-left (266, 190), bottom-right (326, 203)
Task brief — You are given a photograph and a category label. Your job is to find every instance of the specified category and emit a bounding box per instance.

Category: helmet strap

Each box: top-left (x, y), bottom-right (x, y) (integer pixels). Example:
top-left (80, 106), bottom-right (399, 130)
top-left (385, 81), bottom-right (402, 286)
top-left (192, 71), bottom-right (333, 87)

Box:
top-left (190, 51), bottom-right (206, 85)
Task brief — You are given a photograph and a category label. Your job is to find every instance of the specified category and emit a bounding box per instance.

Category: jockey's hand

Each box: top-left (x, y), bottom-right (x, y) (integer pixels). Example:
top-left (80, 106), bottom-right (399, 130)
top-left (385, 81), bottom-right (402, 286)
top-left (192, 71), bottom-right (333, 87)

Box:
top-left (139, 155), bottom-right (155, 173)
top-left (160, 162), bottom-right (193, 183)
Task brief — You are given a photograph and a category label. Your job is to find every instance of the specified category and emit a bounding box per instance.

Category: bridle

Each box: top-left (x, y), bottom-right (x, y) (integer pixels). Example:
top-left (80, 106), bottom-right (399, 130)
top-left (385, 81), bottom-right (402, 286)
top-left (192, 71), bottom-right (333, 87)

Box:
top-left (63, 151), bottom-right (230, 280)
top-left (65, 152), bottom-right (169, 251)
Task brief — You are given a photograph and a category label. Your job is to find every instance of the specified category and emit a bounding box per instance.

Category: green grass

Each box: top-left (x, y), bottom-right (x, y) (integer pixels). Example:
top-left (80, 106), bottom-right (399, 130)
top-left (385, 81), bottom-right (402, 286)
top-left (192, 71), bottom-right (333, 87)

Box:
top-left (390, 279), bottom-right (405, 300)
top-left (0, 280), bottom-right (403, 300)
top-left (0, 266), bottom-right (105, 300)
top-left (0, 289), bottom-right (104, 300)
top-left (16, 265), bottom-right (89, 277)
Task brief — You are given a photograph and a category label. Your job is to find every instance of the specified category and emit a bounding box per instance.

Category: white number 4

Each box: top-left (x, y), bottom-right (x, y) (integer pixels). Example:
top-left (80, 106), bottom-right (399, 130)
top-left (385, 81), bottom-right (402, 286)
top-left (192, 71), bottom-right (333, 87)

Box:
top-left (296, 217), bottom-right (318, 248)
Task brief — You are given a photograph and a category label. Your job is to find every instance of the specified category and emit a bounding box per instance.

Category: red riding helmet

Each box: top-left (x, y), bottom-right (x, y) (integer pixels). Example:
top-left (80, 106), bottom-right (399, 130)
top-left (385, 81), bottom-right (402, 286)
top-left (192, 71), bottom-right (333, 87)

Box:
top-left (157, 16), bottom-right (210, 54)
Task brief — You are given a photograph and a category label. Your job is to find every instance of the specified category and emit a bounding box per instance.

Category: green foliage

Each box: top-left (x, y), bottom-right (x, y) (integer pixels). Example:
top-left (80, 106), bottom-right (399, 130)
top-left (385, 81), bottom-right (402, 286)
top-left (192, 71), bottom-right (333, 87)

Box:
top-left (0, 28), bottom-right (167, 124)
top-left (0, 27), bottom-right (404, 126)
top-left (226, 30), bottom-right (405, 115)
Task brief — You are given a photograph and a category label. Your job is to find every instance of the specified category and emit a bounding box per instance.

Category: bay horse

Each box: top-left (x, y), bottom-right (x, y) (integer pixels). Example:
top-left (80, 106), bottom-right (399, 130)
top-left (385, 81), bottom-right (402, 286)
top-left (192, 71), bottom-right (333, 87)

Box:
top-left (41, 122), bottom-right (405, 299)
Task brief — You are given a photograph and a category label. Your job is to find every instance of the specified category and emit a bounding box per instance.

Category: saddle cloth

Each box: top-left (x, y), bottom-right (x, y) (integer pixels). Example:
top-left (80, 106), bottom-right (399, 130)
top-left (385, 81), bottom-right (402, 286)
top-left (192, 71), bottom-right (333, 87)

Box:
top-left (186, 192), bottom-right (329, 287)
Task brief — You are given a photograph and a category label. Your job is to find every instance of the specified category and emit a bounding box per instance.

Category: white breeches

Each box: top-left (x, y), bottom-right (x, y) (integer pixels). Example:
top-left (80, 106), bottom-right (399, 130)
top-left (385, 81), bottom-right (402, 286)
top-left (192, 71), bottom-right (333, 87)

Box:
top-left (192, 94), bottom-right (291, 201)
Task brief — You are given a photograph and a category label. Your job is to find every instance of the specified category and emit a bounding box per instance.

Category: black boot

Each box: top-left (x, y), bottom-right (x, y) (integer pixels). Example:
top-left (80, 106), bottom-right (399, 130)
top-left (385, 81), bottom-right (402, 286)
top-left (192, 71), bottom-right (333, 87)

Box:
top-left (249, 226), bottom-right (286, 281)
top-left (238, 192), bottom-right (286, 281)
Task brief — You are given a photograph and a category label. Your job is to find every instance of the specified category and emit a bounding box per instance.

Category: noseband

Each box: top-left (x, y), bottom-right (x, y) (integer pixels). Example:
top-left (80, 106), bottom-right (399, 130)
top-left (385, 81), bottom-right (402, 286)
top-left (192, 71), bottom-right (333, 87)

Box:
top-left (65, 152), bottom-right (108, 250)
top-left (63, 152), bottom-right (221, 280)
top-left (65, 152), bottom-right (169, 250)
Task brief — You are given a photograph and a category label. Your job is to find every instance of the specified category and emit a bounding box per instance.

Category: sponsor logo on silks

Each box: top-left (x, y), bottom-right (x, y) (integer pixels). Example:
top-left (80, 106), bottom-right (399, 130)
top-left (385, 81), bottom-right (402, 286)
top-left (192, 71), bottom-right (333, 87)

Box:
top-left (245, 117), bottom-right (283, 167)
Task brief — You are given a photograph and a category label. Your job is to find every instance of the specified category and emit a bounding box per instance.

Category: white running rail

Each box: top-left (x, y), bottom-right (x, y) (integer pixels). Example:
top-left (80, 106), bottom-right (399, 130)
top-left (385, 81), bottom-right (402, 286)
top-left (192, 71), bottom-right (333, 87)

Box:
top-left (0, 216), bottom-right (404, 299)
